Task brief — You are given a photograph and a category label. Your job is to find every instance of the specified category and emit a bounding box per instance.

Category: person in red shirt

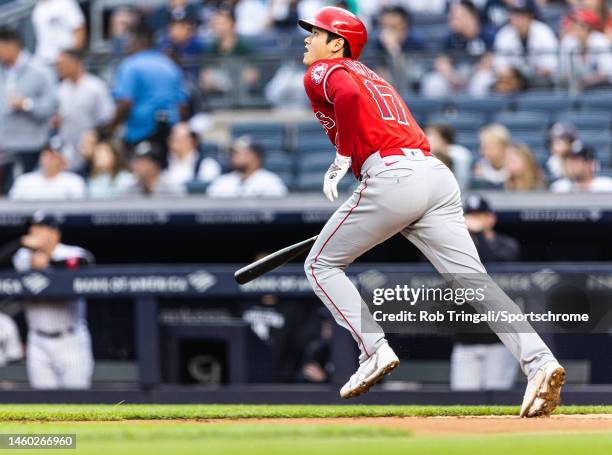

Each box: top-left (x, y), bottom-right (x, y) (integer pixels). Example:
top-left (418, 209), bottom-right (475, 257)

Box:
top-left (299, 7), bottom-right (564, 417)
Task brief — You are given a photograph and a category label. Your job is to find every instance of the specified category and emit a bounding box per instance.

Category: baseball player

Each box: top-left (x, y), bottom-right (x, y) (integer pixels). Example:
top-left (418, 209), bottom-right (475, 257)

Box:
top-left (299, 7), bottom-right (564, 417)
top-left (13, 212), bottom-right (94, 389)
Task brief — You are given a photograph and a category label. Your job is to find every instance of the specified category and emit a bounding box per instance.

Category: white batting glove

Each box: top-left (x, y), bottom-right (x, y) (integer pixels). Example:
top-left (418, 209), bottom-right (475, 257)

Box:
top-left (323, 153), bottom-right (351, 202)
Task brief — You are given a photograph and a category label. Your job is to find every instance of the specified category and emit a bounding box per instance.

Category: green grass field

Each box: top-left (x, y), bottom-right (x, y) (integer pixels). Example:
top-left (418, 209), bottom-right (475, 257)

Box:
top-left (1, 405), bottom-right (611, 455)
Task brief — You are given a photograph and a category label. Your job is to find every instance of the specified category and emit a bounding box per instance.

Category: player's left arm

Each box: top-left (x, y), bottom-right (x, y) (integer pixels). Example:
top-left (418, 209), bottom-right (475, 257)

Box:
top-left (322, 69), bottom-right (360, 201)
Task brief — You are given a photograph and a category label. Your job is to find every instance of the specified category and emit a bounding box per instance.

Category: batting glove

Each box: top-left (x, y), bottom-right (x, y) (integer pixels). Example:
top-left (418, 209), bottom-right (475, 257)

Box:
top-left (323, 153), bottom-right (351, 202)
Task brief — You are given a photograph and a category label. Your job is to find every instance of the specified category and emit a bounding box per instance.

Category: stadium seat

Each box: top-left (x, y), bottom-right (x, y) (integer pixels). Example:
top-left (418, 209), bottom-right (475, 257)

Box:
top-left (450, 96), bottom-right (510, 119)
top-left (493, 111), bottom-right (551, 130)
top-left (185, 180), bottom-right (211, 194)
top-left (295, 171), bottom-right (356, 192)
top-left (264, 151), bottom-right (293, 174)
top-left (556, 111), bottom-right (612, 131)
top-left (578, 90), bottom-right (612, 111)
top-left (230, 122), bottom-right (286, 150)
top-left (297, 153), bottom-right (335, 173)
top-left (401, 96), bottom-right (446, 118)
top-left (515, 93), bottom-right (576, 112)
top-left (295, 135), bottom-right (336, 156)
top-left (426, 112), bottom-right (487, 132)
top-left (512, 131), bottom-right (547, 150)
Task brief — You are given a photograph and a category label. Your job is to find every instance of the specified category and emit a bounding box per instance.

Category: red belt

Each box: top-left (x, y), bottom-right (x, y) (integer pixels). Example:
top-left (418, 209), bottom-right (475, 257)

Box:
top-left (379, 148), bottom-right (432, 158)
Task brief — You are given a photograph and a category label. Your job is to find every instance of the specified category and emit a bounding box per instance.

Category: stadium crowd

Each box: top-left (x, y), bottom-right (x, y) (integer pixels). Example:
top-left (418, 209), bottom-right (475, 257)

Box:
top-left (0, 0), bottom-right (610, 200)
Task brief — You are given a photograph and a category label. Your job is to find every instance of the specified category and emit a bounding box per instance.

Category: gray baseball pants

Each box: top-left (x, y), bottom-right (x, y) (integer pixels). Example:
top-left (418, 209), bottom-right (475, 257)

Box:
top-left (305, 150), bottom-right (556, 380)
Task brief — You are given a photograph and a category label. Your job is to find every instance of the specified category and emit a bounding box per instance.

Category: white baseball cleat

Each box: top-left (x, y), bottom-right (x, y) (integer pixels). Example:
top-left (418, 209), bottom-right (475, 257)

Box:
top-left (520, 361), bottom-right (565, 418)
top-left (340, 342), bottom-right (400, 399)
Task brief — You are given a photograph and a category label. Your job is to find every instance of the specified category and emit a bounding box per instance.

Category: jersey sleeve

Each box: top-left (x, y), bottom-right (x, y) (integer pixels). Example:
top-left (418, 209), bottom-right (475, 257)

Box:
top-left (303, 60), bottom-right (346, 104)
top-left (325, 69), bottom-right (361, 158)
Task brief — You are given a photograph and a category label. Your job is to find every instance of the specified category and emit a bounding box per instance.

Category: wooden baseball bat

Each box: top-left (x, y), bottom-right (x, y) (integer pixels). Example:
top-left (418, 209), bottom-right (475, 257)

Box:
top-left (234, 235), bottom-right (318, 285)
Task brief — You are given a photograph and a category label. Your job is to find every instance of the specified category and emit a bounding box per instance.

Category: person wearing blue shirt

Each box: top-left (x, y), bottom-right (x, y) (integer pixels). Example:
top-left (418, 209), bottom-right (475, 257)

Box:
top-left (110, 23), bottom-right (187, 145)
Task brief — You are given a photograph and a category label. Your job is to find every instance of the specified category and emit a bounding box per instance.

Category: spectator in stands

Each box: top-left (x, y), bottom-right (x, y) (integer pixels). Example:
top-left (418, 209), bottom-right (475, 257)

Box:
top-left (32, 0), bottom-right (86, 65)
top-left (13, 212), bottom-right (95, 389)
top-left (9, 136), bottom-right (86, 200)
top-left (375, 5), bottom-right (425, 93)
top-left (207, 5), bottom-right (252, 56)
top-left (482, 0), bottom-right (540, 30)
top-left (234, 0), bottom-right (270, 36)
top-left (207, 136), bottom-right (287, 197)
top-left (264, 61), bottom-right (310, 109)
top-left (109, 7), bottom-right (140, 56)
top-left (198, 5), bottom-right (260, 97)
top-left (146, 0), bottom-right (201, 32)
top-left (76, 129), bottom-right (102, 178)
top-left (563, 0), bottom-right (612, 39)
top-left (163, 122), bottom-right (221, 187)
top-left (400, 0), bottom-right (447, 15)
top-left (504, 143), bottom-right (546, 190)
top-left (376, 6), bottom-right (425, 55)
top-left (560, 9), bottom-right (612, 91)
top-left (546, 122), bottom-right (577, 179)
top-left (493, 0), bottom-right (558, 87)
top-left (159, 16), bottom-right (205, 63)
top-left (451, 194), bottom-right (520, 391)
top-left (55, 49), bottom-right (115, 171)
top-left (87, 140), bottom-right (135, 199)
top-left (109, 23), bottom-right (188, 146)
top-left (421, 0), bottom-right (496, 98)
top-left (492, 65), bottom-right (529, 94)
top-left (0, 28), bottom-right (57, 177)
top-left (425, 123), bottom-right (473, 191)
top-left (473, 124), bottom-right (511, 187)
top-left (0, 311), bottom-right (23, 367)
top-left (551, 141), bottom-right (612, 192)
top-left (270, 0), bottom-right (325, 32)
top-left (126, 140), bottom-right (184, 196)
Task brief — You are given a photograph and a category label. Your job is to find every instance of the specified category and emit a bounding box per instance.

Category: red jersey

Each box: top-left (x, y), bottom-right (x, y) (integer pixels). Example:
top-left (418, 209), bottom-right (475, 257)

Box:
top-left (303, 58), bottom-right (430, 177)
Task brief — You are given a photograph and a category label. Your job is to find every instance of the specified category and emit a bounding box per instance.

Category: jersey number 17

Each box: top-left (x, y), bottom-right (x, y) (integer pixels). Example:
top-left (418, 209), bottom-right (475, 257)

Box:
top-left (364, 80), bottom-right (409, 126)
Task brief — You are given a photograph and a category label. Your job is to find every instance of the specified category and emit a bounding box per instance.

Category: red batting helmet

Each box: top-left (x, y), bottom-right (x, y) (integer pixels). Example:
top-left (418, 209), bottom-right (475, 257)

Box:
top-left (298, 7), bottom-right (368, 60)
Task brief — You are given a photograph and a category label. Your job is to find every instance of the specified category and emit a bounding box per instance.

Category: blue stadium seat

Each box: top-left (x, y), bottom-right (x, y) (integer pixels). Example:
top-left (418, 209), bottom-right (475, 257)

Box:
top-left (578, 90), bottom-right (612, 111)
top-left (556, 111), bottom-right (612, 131)
top-left (451, 96), bottom-right (509, 118)
top-left (185, 180), bottom-right (211, 194)
top-left (251, 32), bottom-right (280, 54)
top-left (296, 121), bottom-right (325, 136)
top-left (297, 153), bottom-right (335, 173)
top-left (515, 94), bottom-right (576, 112)
top-left (512, 131), bottom-right (547, 149)
top-left (275, 171), bottom-right (294, 189)
top-left (264, 151), bottom-right (293, 174)
top-left (493, 111), bottom-right (551, 130)
top-left (470, 178), bottom-right (504, 190)
top-left (579, 133), bottom-right (612, 166)
top-left (410, 12), bottom-right (447, 26)
top-left (402, 96), bottom-right (446, 118)
top-left (426, 112), bottom-right (487, 132)
top-left (295, 172), bottom-right (356, 192)
top-left (295, 135), bottom-right (336, 155)
top-left (455, 135), bottom-right (480, 154)
top-left (416, 24), bottom-right (450, 44)
top-left (230, 122), bottom-right (286, 150)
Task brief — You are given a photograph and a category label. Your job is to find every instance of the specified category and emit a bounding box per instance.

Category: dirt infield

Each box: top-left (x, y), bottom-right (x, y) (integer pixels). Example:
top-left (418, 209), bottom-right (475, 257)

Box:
top-left (88, 414), bottom-right (612, 435)
top-left (200, 414), bottom-right (612, 435)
